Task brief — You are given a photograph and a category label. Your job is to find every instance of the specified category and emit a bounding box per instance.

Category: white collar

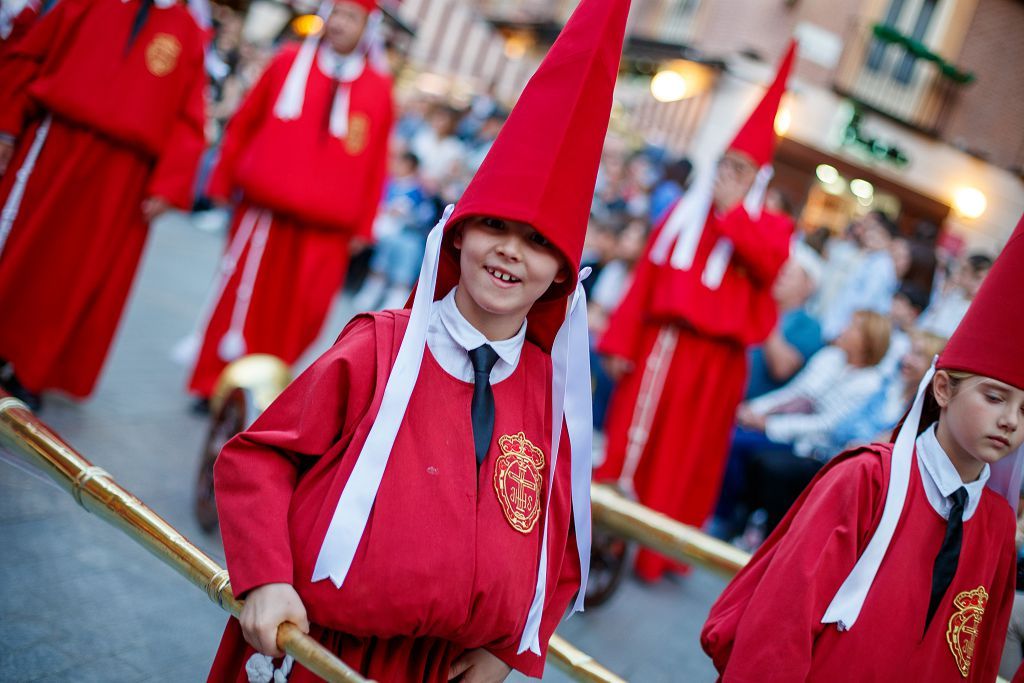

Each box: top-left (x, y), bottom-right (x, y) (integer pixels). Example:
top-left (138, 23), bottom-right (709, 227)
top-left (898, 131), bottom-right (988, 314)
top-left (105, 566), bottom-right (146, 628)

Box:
top-left (317, 44), bottom-right (365, 82)
top-left (916, 424), bottom-right (990, 521)
top-left (437, 288), bottom-right (525, 369)
top-left (153, 0), bottom-right (176, 9)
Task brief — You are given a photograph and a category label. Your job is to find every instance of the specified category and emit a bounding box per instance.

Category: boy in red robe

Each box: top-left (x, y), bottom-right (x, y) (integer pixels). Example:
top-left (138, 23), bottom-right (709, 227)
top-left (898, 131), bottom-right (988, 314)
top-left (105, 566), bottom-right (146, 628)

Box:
top-left (207, 0), bottom-right (629, 679)
top-left (0, 0), bottom-right (208, 407)
top-left (594, 43), bottom-right (796, 581)
top-left (702, 216), bottom-right (1024, 681)
top-left (182, 0), bottom-right (393, 405)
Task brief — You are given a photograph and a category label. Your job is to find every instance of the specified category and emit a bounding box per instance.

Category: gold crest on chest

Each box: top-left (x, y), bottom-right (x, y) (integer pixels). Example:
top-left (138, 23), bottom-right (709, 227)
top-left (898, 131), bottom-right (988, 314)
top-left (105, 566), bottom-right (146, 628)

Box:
top-left (493, 432), bottom-right (545, 534)
top-left (145, 33), bottom-right (181, 77)
top-left (946, 585), bottom-right (987, 678)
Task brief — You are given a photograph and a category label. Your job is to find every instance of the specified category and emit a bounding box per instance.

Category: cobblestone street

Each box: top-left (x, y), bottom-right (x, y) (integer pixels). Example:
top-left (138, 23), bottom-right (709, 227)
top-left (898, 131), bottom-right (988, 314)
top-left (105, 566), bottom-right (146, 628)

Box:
top-left (0, 212), bottom-right (723, 682)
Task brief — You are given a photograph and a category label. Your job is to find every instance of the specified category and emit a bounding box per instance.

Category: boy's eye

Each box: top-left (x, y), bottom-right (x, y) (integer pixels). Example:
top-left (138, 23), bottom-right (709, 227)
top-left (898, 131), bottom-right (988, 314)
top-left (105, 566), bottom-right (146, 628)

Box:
top-left (985, 393), bottom-right (1003, 404)
top-left (529, 232), bottom-right (553, 248)
top-left (482, 217), bottom-right (505, 230)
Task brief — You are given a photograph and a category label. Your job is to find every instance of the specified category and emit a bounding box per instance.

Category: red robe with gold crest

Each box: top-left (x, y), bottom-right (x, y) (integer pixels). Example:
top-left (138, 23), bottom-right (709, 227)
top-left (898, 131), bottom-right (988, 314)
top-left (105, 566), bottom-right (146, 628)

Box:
top-left (209, 309), bottom-right (580, 681)
top-left (187, 43), bottom-right (393, 398)
top-left (702, 444), bottom-right (1015, 682)
top-left (0, 0), bottom-right (206, 396)
top-left (595, 202), bottom-right (791, 580)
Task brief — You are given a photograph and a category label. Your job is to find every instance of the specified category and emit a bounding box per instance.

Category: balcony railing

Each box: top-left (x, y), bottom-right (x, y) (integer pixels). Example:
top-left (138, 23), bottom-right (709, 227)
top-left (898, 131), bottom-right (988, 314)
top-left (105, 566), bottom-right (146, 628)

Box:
top-left (834, 20), bottom-right (972, 137)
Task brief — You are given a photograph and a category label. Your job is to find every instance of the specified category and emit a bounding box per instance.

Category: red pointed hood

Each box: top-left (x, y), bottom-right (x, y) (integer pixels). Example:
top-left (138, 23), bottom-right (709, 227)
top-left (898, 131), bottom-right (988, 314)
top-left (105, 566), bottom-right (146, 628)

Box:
top-left (338, 0), bottom-right (378, 12)
top-left (728, 39), bottom-right (797, 167)
top-left (938, 215), bottom-right (1024, 389)
top-left (436, 0), bottom-right (630, 351)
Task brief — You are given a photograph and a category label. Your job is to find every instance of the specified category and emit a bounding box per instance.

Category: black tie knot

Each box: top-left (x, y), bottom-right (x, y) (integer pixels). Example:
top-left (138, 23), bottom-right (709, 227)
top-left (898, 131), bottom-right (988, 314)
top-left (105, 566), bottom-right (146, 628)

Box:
top-left (950, 486), bottom-right (968, 512)
top-left (469, 345), bottom-right (499, 379)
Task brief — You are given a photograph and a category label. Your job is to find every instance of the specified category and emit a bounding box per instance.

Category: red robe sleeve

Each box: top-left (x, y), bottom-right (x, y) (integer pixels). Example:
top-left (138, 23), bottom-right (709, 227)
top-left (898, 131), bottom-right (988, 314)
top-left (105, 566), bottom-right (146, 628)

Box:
top-left (205, 48), bottom-right (290, 202)
top-left (701, 448), bottom-right (886, 682)
top-left (146, 45), bottom-right (207, 209)
top-left (710, 204), bottom-right (793, 286)
top-left (213, 315), bottom-right (379, 597)
top-left (0, 0), bottom-right (88, 138)
top-left (352, 86), bottom-right (393, 241)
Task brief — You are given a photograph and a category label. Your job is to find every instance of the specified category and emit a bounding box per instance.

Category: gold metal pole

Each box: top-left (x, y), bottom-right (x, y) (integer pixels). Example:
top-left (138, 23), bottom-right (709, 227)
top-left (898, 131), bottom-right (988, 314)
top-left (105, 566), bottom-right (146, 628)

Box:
top-left (590, 484), bottom-right (750, 577)
top-left (548, 635), bottom-right (628, 683)
top-left (0, 394), bottom-right (370, 683)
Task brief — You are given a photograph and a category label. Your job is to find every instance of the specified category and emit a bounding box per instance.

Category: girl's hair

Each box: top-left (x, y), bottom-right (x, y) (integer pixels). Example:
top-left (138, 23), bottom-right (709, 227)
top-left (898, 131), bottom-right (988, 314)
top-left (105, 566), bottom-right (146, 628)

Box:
top-left (851, 310), bottom-right (891, 367)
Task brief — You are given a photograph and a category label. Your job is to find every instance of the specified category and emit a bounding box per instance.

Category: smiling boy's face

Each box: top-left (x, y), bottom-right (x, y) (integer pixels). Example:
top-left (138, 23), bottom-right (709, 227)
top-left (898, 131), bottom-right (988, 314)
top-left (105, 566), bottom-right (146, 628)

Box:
top-left (453, 216), bottom-right (568, 341)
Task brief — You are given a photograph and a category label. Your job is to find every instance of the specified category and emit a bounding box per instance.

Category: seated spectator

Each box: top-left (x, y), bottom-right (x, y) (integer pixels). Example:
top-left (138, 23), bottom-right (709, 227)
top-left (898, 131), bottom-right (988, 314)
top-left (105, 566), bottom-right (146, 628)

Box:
top-left (745, 242), bottom-right (825, 400)
top-left (409, 104), bottom-right (465, 192)
top-left (821, 328), bottom-right (947, 457)
top-left (817, 211), bottom-right (900, 340)
top-left (877, 282), bottom-right (929, 375)
top-left (648, 157), bottom-right (692, 224)
top-left (716, 310), bottom-right (891, 540)
top-left (352, 150), bottom-right (434, 311)
top-left (918, 251), bottom-right (993, 337)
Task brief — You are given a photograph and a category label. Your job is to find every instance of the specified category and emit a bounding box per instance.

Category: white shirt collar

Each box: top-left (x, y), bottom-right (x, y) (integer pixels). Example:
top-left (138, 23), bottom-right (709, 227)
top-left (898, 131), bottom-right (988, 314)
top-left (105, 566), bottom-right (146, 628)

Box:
top-left (426, 288), bottom-right (526, 384)
top-left (916, 424), bottom-right (990, 521)
top-left (317, 44), bottom-right (365, 82)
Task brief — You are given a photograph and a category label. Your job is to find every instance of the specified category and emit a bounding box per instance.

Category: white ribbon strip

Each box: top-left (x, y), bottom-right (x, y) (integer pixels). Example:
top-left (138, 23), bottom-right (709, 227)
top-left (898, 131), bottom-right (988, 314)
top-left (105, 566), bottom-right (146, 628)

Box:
top-left (218, 208), bottom-right (272, 362)
top-left (822, 358), bottom-right (936, 630)
top-left (0, 116), bottom-right (51, 258)
top-left (518, 268), bottom-right (595, 654)
top-left (648, 167), bottom-right (713, 269)
top-left (173, 206), bottom-right (260, 365)
top-left (700, 239), bottom-right (733, 290)
top-left (329, 84), bottom-right (351, 139)
top-left (312, 205), bottom-right (453, 586)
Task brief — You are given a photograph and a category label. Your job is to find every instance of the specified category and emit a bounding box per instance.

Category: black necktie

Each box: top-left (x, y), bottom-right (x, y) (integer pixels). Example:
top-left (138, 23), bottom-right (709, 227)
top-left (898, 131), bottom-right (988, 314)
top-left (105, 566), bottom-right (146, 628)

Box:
top-left (926, 486), bottom-right (968, 631)
top-left (468, 345), bottom-right (499, 467)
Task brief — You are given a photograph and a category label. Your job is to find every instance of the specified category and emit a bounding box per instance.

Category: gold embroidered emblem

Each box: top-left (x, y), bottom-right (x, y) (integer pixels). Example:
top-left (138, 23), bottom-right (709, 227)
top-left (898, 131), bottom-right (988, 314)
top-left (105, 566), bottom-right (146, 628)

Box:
top-left (492, 432), bottom-right (545, 534)
top-left (145, 33), bottom-right (181, 77)
top-left (946, 586), bottom-right (987, 677)
top-left (345, 113), bottom-right (369, 155)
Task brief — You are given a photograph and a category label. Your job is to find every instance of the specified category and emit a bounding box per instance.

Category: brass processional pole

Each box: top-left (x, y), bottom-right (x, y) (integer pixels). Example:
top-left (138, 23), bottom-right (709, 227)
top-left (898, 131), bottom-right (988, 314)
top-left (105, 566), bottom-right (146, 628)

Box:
top-left (0, 393), bottom-right (369, 683)
top-left (0, 390), bottom-right (628, 683)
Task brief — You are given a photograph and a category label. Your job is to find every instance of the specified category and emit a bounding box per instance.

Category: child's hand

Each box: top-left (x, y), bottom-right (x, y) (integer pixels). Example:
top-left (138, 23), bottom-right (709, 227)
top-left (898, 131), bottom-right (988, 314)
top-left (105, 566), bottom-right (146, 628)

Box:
top-left (447, 648), bottom-right (512, 682)
top-left (239, 583), bottom-right (310, 658)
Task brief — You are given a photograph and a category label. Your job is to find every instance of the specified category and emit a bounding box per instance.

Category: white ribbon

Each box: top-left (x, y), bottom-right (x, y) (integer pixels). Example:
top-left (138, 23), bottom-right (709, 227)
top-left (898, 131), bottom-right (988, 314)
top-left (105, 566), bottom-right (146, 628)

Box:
top-left (518, 268), bottom-right (594, 654)
top-left (312, 204), bottom-right (452, 586)
top-left (648, 167), bottom-right (714, 270)
top-left (218, 208), bottom-right (273, 362)
top-left (173, 206), bottom-right (260, 366)
top-left (274, 5), bottom-right (379, 140)
top-left (0, 116), bottom-right (51, 258)
top-left (822, 358), bottom-right (936, 630)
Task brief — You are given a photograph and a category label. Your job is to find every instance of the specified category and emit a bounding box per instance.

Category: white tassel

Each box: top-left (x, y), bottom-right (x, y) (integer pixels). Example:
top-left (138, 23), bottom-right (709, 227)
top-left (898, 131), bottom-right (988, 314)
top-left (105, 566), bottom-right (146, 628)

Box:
top-left (245, 654), bottom-right (275, 683)
top-left (218, 329), bottom-right (247, 362)
top-left (245, 654), bottom-right (294, 683)
top-left (171, 333), bottom-right (201, 366)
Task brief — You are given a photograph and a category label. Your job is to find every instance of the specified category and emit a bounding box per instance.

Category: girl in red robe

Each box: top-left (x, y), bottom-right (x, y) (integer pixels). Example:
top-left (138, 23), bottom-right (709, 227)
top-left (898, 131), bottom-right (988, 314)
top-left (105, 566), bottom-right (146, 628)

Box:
top-left (0, 0), bottom-right (207, 403)
top-left (208, 0), bottom-right (630, 679)
top-left (702, 216), bottom-right (1024, 682)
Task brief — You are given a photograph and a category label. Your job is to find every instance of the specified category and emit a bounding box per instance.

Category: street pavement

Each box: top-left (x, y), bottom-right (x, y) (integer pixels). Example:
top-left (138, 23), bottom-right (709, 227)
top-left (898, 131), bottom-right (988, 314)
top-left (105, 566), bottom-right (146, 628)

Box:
top-left (0, 212), bottom-right (725, 681)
